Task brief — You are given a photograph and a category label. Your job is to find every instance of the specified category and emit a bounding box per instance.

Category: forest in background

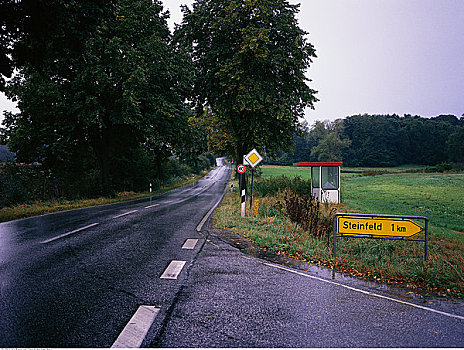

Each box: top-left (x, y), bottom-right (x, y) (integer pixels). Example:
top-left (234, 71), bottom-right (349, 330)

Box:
top-left (267, 114), bottom-right (464, 168)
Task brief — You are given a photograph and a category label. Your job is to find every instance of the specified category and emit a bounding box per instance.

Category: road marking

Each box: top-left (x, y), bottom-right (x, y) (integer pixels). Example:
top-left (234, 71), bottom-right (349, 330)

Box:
top-left (182, 239), bottom-right (199, 250)
top-left (111, 305), bottom-right (160, 348)
top-left (196, 195), bottom-right (225, 232)
top-left (160, 260), bottom-right (186, 279)
top-left (113, 210), bottom-right (138, 219)
top-left (263, 262), bottom-right (464, 321)
top-left (144, 204), bottom-right (159, 209)
top-left (40, 223), bottom-right (100, 244)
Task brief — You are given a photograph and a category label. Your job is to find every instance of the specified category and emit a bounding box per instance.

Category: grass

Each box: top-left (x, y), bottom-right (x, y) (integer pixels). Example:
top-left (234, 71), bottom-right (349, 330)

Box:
top-left (0, 169), bottom-right (212, 222)
top-left (342, 173), bottom-right (464, 235)
top-left (261, 165), bottom-right (311, 179)
top-left (213, 165), bottom-right (464, 297)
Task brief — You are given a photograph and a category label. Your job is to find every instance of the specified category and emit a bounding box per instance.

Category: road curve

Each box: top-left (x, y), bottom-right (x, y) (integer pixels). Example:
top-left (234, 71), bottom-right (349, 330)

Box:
top-left (0, 158), bottom-right (231, 347)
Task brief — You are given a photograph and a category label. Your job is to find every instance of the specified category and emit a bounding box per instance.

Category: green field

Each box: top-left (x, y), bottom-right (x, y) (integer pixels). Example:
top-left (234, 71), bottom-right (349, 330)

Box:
top-left (342, 173), bottom-right (464, 237)
top-left (262, 165), bottom-right (464, 237)
top-left (214, 165), bottom-right (464, 297)
top-left (261, 165), bottom-right (311, 179)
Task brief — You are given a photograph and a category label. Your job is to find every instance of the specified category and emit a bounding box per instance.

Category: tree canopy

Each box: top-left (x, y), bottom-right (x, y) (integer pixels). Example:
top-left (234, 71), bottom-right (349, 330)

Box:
top-left (176, 0), bottom-right (318, 164)
top-left (1, 0), bottom-right (197, 196)
top-left (266, 114), bottom-right (464, 167)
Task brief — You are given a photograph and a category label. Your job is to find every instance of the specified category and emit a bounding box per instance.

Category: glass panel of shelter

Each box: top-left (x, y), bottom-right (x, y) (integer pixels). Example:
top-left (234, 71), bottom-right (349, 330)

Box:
top-left (311, 167), bottom-right (320, 188)
top-left (322, 166), bottom-right (339, 190)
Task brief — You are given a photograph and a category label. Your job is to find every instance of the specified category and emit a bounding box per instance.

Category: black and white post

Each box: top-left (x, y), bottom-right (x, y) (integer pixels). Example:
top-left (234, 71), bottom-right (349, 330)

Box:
top-left (241, 177), bottom-right (246, 217)
top-left (237, 164), bottom-right (247, 217)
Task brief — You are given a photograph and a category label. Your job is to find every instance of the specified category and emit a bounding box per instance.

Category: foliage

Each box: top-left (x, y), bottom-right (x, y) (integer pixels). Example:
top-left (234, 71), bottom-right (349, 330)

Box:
top-left (253, 175), bottom-right (311, 197)
top-left (266, 114), bottom-right (464, 167)
top-left (1, 0), bottom-right (197, 197)
top-left (176, 0), bottom-right (318, 164)
top-left (310, 120), bottom-right (351, 162)
top-left (447, 125), bottom-right (464, 163)
top-left (284, 190), bottom-right (334, 238)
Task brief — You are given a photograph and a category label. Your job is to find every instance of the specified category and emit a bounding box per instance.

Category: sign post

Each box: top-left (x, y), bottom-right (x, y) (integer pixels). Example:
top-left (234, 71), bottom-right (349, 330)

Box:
top-left (333, 213), bottom-right (429, 260)
top-left (244, 149), bottom-right (263, 209)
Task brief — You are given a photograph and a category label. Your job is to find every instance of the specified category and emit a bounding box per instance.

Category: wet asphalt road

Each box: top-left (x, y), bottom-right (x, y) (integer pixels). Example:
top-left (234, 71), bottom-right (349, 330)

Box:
top-left (154, 230), bottom-right (464, 347)
top-left (0, 159), bottom-right (231, 347)
top-left (1, 157), bottom-right (464, 347)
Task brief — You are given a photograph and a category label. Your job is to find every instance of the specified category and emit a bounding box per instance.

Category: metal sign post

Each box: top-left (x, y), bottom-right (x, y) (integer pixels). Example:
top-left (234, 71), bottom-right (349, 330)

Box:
top-left (333, 213), bottom-right (429, 260)
top-left (250, 167), bottom-right (254, 209)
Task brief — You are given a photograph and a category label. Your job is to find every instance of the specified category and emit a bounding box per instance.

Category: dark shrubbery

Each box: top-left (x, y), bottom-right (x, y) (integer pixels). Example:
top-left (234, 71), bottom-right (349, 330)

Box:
top-left (0, 152), bottom-right (216, 207)
top-left (252, 176), bottom-right (335, 241)
top-left (284, 190), bottom-right (335, 240)
top-left (254, 175), bottom-right (311, 197)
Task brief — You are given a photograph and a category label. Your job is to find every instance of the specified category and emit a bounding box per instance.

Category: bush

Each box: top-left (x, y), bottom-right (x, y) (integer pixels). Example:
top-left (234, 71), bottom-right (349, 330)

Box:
top-left (254, 176), bottom-right (311, 197)
top-left (283, 190), bottom-right (335, 240)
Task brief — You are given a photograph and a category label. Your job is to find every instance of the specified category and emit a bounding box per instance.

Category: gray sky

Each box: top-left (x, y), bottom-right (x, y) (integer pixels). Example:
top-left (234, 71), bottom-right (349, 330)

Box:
top-left (1, 0), bottom-right (463, 126)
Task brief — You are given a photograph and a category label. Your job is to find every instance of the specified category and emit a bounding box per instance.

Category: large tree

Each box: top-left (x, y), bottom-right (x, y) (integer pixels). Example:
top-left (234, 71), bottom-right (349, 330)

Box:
top-left (310, 120), bottom-right (350, 162)
top-left (2, 0), bottom-right (193, 195)
top-left (176, 0), bottom-right (318, 164)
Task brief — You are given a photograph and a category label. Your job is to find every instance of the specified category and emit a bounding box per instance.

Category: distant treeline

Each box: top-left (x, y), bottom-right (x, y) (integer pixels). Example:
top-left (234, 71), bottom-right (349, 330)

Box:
top-left (266, 114), bottom-right (464, 167)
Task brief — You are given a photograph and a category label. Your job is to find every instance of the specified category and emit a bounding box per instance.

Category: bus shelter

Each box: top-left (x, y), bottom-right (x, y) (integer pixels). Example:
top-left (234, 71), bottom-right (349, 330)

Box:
top-left (293, 162), bottom-right (342, 203)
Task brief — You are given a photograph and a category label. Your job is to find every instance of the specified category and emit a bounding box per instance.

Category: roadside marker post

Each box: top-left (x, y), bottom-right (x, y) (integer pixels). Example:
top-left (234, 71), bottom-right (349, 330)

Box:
top-left (333, 213), bottom-right (429, 260)
top-left (237, 164), bottom-right (247, 217)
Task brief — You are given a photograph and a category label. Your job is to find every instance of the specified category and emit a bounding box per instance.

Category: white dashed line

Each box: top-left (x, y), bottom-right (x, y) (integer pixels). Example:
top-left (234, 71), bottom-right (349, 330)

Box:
top-left (113, 210), bottom-right (138, 219)
top-left (40, 223), bottom-right (100, 244)
top-left (144, 204), bottom-right (159, 209)
top-left (111, 305), bottom-right (160, 348)
top-left (160, 260), bottom-right (186, 279)
top-left (182, 239), bottom-right (199, 250)
top-left (263, 262), bottom-right (464, 321)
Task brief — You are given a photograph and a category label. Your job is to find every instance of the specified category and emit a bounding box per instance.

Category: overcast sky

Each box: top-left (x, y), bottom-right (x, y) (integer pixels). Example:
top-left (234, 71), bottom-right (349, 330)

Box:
top-left (1, 0), bottom-right (463, 126)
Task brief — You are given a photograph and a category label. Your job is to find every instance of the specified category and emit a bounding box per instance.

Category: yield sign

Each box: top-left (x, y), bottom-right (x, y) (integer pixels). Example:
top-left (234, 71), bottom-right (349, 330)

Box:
top-left (244, 149), bottom-right (263, 168)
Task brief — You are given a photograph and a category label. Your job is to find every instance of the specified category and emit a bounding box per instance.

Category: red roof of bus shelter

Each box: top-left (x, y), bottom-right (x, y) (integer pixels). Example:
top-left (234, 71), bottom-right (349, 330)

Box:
top-left (293, 162), bottom-right (342, 167)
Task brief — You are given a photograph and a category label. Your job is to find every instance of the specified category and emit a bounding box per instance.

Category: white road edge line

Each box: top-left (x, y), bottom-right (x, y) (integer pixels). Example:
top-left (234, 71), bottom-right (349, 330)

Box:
top-left (196, 195), bottom-right (225, 232)
top-left (182, 239), bottom-right (199, 250)
top-left (160, 260), bottom-right (186, 279)
top-left (40, 223), bottom-right (100, 244)
top-left (111, 305), bottom-right (160, 348)
top-left (263, 262), bottom-right (464, 321)
top-left (113, 210), bottom-right (138, 219)
top-left (144, 204), bottom-right (159, 209)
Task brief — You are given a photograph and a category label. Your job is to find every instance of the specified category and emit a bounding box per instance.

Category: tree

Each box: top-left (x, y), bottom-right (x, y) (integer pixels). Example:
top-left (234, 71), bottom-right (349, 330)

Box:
top-left (2, 0), bottom-right (192, 196)
top-left (447, 126), bottom-right (464, 163)
top-left (310, 120), bottom-right (350, 162)
top-left (176, 0), bottom-right (318, 165)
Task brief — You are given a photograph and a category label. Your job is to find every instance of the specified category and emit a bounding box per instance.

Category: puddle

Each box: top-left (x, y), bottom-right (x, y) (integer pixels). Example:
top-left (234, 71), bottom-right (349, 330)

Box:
top-left (209, 227), bottom-right (464, 318)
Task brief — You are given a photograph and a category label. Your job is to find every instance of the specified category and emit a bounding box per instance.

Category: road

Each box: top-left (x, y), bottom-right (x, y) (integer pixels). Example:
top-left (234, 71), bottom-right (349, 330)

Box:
top-left (0, 159), bottom-right (231, 347)
top-left (154, 230), bottom-right (464, 347)
top-left (1, 157), bottom-right (464, 347)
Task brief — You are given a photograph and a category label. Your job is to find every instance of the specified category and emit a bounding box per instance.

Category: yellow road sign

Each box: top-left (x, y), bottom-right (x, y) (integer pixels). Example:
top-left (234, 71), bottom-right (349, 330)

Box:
top-left (337, 216), bottom-right (424, 238)
top-left (244, 149), bottom-right (263, 168)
